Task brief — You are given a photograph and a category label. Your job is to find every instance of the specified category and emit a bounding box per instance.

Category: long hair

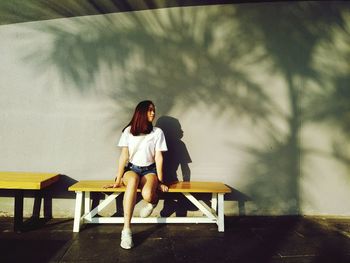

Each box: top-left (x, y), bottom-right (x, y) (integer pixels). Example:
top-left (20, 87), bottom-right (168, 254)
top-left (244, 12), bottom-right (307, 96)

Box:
top-left (123, 100), bottom-right (154, 136)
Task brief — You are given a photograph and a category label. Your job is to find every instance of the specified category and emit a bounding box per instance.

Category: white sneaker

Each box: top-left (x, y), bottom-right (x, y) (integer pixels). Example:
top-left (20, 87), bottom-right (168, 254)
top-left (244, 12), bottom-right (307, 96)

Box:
top-left (140, 203), bottom-right (156, 218)
top-left (120, 228), bottom-right (133, 249)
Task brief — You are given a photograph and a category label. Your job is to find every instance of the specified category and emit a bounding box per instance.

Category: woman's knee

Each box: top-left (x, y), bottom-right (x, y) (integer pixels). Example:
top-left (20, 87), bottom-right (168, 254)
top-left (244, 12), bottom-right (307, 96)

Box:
top-left (123, 172), bottom-right (140, 188)
top-left (140, 173), bottom-right (158, 202)
top-left (142, 188), bottom-right (157, 203)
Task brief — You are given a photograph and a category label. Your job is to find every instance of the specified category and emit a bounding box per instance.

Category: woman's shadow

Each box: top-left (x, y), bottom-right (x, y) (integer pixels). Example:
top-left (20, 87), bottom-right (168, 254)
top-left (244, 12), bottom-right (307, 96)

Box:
top-left (156, 116), bottom-right (195, 217)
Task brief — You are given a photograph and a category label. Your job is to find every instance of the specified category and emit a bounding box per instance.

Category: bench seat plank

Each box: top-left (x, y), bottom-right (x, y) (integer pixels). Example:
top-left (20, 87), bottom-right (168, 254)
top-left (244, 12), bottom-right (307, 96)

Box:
top-left (68, 181), bottom-right (231, 193)
top-left (168, 181), bottom-right (231, 193)
top-left (0, 171), bottom-right (59, 190)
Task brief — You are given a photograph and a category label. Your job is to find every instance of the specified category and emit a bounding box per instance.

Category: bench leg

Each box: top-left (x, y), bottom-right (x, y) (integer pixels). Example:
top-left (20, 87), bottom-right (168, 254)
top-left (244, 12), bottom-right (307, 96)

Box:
top-left (211, 193), bottom-right (218, 212)
top-left (14, 190), bottom-right (24, 232)
top-left (183, 193), bottom-right (216, 220)
top-left (85, 192), bottom-right (121, 221)
top-left (32, 190), bottom-right (52, 221)
top-left (32, 191), bottom-right (42, 219)
top-left (217, 193), bottom-right (225, 232)
top-left (73, 191), bottom-right (83, 233)
top-left (84, 191), bottom-right (91, 214)
top-left (43, 190), bottom-right (53, 220)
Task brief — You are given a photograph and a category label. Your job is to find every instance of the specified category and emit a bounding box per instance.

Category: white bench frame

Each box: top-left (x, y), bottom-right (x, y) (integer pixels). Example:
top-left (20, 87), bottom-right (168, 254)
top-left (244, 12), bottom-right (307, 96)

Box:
top-left (72, 191), bottom-right (225, 232)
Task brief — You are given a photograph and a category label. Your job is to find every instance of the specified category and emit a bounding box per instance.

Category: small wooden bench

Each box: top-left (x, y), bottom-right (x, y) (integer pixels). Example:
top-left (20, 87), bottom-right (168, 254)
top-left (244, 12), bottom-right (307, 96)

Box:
top-left (0, 171), bottom-right (60, 231)
top-left (68, 181), bottom-right (231, 232)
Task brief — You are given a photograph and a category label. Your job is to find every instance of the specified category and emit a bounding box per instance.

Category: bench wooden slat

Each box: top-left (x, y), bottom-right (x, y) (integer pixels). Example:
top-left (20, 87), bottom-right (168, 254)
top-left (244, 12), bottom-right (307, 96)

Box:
top-left (0, 171), bottom-right (59, 190)
top-left (68, 180), bottom-right (231, 193)
top-left (167, 181), bottom-right (231, 193)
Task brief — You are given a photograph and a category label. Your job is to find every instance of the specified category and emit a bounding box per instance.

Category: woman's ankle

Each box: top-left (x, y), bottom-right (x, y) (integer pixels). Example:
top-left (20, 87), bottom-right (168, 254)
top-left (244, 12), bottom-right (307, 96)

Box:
top-left (123, 226), bottom-right (131, 232)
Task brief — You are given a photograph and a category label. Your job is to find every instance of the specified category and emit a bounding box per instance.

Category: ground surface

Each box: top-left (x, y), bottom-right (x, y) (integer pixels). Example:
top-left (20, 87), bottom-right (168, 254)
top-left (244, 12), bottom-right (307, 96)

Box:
top-left (0, 216), bottom-right (349, 262)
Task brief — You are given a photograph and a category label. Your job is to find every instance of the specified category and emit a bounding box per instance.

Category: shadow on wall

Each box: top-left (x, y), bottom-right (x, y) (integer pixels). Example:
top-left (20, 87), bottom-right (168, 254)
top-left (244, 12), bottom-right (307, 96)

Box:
top-left (156, 116), bottom-right (195, 216)
top-left (156, 116), bottom-right (191, 184)
top-left (156, 116), bottom-right (251, 216)
top-left (1, 2), bottom-right (350, 215)
top-left (231, 2), bottom-right (350, 214)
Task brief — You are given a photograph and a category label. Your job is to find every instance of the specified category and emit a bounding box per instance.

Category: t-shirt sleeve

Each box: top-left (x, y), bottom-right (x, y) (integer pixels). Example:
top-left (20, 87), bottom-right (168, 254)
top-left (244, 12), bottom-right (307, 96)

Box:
top-left (117, 129), bottom-right (129, 147)
top-left (155, 129), bottom-right (168, 151)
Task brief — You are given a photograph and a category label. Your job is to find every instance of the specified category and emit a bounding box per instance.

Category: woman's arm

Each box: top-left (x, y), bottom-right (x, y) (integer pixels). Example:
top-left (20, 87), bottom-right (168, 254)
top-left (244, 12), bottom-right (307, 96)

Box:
top-left (155, 150), bottom-right (168, 192)
top-left (115, 147), bottom-right (129, 184)
top-left (104, 147), bottom-right (129, 188)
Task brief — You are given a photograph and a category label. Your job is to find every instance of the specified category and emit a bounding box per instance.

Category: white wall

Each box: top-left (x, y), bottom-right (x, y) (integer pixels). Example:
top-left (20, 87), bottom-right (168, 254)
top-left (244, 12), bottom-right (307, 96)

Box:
top-left (1, 3), bottom-right (350, 217)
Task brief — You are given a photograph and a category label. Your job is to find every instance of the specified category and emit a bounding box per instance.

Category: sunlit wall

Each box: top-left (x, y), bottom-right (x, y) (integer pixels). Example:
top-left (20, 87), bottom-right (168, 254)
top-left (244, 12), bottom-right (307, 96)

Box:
top-left (1, 2), bottom-right (350, 217)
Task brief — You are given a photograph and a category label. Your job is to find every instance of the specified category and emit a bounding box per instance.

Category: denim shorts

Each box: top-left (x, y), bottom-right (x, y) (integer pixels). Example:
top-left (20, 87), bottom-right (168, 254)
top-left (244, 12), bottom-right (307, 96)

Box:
top-left (124, 162), bottom-right (157, 176)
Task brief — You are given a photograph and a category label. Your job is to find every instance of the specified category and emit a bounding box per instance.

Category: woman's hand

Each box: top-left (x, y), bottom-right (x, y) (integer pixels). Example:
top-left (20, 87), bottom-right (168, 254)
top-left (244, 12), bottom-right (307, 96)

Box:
top-left (158, 183), bottom-right (169, 192)
top-left (103, 179), bottom-right (122, 189)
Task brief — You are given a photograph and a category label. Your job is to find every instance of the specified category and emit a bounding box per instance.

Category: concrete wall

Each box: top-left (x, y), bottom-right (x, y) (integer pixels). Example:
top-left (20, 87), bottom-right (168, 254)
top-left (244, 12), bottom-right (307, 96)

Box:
top-left (1, 3), bottom-right (350, 217)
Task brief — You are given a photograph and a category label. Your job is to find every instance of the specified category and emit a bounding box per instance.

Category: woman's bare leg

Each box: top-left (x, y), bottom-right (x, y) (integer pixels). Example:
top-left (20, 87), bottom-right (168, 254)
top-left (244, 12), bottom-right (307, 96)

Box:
top-left (139, 173), bottom-right (158, 204)
top-left (122, 171), bottom-right (140, 230)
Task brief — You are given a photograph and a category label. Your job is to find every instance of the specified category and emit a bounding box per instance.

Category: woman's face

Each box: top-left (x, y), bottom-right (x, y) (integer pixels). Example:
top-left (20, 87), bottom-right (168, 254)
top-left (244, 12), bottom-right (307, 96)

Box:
top-left (147, 104), bottom-right (156, 122)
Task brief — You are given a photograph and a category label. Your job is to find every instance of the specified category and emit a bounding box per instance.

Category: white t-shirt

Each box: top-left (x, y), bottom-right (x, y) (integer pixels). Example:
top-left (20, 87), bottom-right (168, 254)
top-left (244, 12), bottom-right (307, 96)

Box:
top-left (118, 126), bottom-right (168, 166)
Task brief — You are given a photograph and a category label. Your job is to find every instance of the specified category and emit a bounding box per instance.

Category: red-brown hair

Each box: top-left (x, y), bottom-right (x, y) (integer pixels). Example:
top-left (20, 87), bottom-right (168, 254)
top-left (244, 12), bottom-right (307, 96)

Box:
top-left (123, 100), bottom-right (154, 136)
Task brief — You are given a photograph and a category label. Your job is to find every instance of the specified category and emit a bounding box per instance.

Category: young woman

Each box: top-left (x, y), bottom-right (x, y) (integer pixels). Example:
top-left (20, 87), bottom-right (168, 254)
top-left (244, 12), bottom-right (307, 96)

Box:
top-left (104, 100), bottom-right (168, 249)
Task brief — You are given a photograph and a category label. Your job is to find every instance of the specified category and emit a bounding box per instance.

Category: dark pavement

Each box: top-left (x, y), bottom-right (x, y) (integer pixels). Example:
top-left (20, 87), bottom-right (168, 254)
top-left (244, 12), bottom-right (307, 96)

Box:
top-left (0, 216), bottom-right (349, 263)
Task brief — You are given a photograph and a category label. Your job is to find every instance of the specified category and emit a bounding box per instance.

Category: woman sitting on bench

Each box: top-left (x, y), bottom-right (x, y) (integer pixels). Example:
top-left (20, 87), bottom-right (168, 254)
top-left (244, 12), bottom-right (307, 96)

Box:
top-left (104, 100), bottom-right (168, 249)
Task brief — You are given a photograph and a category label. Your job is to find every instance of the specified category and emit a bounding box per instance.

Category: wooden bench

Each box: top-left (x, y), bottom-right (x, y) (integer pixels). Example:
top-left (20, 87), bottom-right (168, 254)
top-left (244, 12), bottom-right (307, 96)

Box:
top-left (68, 181), bottom-right (231, 232)
top-left (0, 171), bottom-right (60, 231)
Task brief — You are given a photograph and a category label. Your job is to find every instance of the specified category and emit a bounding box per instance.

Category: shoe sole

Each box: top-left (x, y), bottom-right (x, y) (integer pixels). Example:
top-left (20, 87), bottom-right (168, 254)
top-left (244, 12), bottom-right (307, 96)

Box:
top-left (120, 245), bottom-right (133, 249)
